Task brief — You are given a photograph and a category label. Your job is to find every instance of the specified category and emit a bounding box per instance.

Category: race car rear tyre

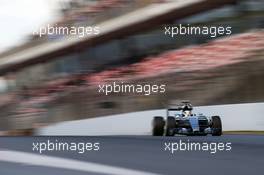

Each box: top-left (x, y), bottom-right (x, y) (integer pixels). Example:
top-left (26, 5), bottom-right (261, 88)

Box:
top-left (152, 117), bottom-right (165, 136)
top-left (166, 117), bottom-right (176, 136)
top-left (211, 116), bottom-right (222, 136)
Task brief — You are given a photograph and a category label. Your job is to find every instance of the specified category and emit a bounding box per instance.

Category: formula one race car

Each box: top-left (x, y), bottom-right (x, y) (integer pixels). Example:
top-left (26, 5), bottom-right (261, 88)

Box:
top-left (152, 101), bottom-right (222, 136)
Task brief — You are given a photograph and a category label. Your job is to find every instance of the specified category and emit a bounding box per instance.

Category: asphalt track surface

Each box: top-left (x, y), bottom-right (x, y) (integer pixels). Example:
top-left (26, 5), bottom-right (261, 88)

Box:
top-left (0, 135), bottom-right (263, 175)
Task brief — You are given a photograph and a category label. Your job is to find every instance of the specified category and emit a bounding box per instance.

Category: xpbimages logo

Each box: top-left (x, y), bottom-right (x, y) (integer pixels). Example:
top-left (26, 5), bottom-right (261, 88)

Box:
top-left (98, 82), bottom-right (166, 95)
top-left (164, 140), bottom-right (232, 154)
top-left (32, 140), bottom-right (100, 154)
top-left (164, 24), bottom-right (232, 38)
top-left (33, 24), bottom-right (100, 38)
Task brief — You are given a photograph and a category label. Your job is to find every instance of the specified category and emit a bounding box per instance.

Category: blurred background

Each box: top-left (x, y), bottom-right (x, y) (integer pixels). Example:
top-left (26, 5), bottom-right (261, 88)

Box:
top-left (0, 0), bottom-right (263, 135)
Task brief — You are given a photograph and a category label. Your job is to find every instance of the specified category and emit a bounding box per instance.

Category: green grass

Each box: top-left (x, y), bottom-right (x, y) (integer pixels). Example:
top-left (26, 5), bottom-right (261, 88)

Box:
top-left (224, 131), bottom-right (264, 135)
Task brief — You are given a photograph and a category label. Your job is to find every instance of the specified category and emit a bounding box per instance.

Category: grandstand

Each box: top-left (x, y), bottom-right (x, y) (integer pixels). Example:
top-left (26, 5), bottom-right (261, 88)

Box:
top-left (86, 30), bottom-right (264, 83)
top-left (0, 0), bottom-right (264, 133)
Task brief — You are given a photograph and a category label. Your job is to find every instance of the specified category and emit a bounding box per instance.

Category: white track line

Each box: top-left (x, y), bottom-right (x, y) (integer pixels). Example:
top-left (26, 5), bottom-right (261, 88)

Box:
top-left (0, 150), bottom-right (160, 175)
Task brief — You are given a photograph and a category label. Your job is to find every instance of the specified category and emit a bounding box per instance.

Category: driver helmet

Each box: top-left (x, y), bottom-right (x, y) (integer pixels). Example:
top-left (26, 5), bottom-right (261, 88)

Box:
top-left (183, 110), bottom-right (191, 117)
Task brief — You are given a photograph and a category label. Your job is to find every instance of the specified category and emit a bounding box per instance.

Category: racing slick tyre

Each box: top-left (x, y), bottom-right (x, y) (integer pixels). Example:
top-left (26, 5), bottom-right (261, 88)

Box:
top-left (211, 116), bottom-right (222, 136)
top-left (152, 117), bottom-right (165, 136)
top-left (166, 117), bottom-right (176, 136)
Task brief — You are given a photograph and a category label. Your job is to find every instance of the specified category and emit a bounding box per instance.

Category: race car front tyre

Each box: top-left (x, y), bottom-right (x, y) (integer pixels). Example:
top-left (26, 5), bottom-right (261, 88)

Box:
top-left (152, 117), bottom-right (165, 136)
top-left (166, 117), bottom-right (176, 136)
top-left (211, 116), bottom-right (222, 136)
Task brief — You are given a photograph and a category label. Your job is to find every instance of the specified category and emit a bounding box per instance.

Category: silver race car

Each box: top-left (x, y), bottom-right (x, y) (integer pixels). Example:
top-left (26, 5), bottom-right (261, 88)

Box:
top-left (152, 101), bottom-right (222, 136)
